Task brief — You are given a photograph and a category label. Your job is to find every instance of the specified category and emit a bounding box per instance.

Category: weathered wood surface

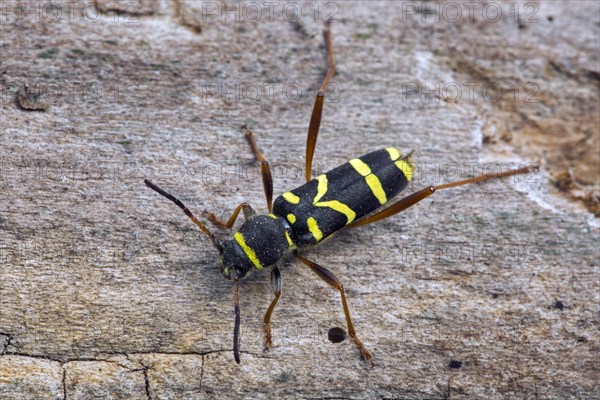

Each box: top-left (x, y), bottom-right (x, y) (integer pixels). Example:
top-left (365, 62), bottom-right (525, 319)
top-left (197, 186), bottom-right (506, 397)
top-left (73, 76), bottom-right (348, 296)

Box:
top-left (1, 1), bottom-right (598, 399)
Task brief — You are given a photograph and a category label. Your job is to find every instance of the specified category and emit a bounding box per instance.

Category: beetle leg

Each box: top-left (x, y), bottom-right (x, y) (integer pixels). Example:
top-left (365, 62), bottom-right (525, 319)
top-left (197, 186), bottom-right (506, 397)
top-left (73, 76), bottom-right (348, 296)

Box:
top-left (294, 252), bottom-right (374, 367)
top-left (351, 164), bottom-right (538, 227)
top-left (242, 126), bottom-right (274, 213)
top-left (202, 202), bottom-right (255, 229)
top-left (305, 19), bottom-right (335, 182)
top-left (263, 265), bottom-right (282, 351)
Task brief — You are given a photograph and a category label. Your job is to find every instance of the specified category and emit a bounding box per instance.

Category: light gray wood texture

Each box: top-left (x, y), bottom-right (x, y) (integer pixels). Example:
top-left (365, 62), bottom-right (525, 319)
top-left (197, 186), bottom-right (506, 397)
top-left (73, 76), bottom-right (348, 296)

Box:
top-left (1, 1), bottom-right (598, 399)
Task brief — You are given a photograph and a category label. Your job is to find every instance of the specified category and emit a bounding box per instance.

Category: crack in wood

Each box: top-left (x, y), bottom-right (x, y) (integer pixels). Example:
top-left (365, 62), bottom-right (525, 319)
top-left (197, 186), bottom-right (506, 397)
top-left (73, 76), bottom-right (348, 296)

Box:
top-left (139, 362), bottom-right (151, 400)
top-left (62, 367), bottom-right (67, 400)
top-left (199, 355), bottom-right (205, 394)
top-left (1, 349), bottom-right (266, 363)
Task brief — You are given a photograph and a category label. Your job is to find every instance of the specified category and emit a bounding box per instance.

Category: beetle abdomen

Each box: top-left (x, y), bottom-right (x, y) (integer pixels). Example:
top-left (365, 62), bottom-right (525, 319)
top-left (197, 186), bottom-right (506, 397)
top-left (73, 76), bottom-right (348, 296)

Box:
top-left (273, 148), bottom-right (414, 246)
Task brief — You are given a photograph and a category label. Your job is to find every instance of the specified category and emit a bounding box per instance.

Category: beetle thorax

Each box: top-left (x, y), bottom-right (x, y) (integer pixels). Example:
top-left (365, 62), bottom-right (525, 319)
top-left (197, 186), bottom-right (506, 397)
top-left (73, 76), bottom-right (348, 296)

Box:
top-left (220, 214), bottom-right (294, 280)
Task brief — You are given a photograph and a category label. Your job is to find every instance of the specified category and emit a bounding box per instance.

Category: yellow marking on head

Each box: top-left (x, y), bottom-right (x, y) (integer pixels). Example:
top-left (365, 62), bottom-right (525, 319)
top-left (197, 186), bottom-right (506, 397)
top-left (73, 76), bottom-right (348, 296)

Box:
top-left (316, 200), bottom-right (356, 224)
top-left (386, 147), bottom-right (401, 161)
top-left (234, 232), bottom-right (263, 270)
top-left (287, 213), bottom-right (296, 224)
top-left (284, 231), bottom-right (294, 247)
top-left (267, 214), bottom-right (278, 219)
top-left (395, 159), bottom-right (414, 181)
top-left (349, 158), bottom-right (371, 176)
top-left (365, 174), bottom-right (387, 204)
top-left (350, 158), bottom-right (387, 205)
top-left (282, 191), bottom-right (300, 204)
top-left (307, 217), bottom-right (323, 241)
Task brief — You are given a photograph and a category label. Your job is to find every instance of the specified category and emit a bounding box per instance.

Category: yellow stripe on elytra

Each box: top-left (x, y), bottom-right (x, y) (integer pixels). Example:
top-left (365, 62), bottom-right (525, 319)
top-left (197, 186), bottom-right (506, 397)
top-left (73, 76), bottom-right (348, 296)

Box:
top-left (350, 158), bottom-right (387, 205)
top-left (267, 214), bottom-right (278, 219)
top-left (287, 213), bottom-right (296, 224)
top-left (282, 191), bottom-right (300, 204)
top-left (315, 200), bottom-right (356, 223)
top-left (365, 174), bottom-right (387, 204)
top-left (234, 232), bottom-right (263, 270)
top-left (386, 147), bottom-right (401, 161)
top-left (314, 175), bottom-right (328, 203)
top-left (314, 175), bottom-right (356, 224)
top-left (349, 158), bottom-right (371, 176)
top-left (395, 159), bottom-right (414, 181)
top-left (306, 217), bottom-right (323, 241)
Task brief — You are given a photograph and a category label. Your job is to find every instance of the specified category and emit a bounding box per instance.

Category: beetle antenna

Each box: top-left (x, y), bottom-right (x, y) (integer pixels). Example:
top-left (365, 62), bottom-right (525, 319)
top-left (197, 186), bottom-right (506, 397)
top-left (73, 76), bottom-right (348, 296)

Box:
top-left (233, 277), bottom-right (241, 363)
top-left (144, 179), bottom-right (223, 254)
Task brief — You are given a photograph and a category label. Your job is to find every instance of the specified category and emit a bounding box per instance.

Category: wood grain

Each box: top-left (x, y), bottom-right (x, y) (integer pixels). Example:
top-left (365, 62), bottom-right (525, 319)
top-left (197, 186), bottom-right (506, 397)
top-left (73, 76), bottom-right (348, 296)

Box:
top-left (1, 1), bottom-right (598, 399)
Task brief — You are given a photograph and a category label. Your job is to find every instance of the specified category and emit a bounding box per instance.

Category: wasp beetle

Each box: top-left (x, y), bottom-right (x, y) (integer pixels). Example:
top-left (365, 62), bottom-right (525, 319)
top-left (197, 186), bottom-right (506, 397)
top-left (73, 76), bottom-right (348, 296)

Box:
top-left (144, 21), bottom-right (536, 366)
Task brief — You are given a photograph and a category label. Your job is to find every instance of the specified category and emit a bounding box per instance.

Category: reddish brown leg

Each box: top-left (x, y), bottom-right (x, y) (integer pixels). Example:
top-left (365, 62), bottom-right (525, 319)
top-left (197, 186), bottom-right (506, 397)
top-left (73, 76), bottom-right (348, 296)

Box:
top-left (294, 252), bottom-right (374, 367)
top-left (202, 202), bottom-right (255, 229)
top-left (242, 126), bottom-right (274, 213)
top-left (263, 265), bottom-right (282, 351)
top-left (351, 165), bottom-right (537, 227)
top-left (305, 20), bottom-right (335, 182)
